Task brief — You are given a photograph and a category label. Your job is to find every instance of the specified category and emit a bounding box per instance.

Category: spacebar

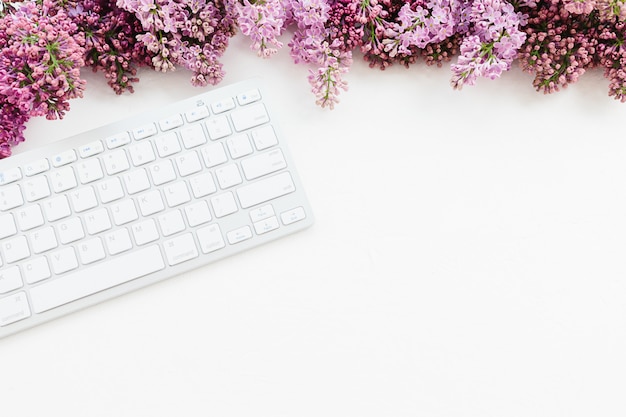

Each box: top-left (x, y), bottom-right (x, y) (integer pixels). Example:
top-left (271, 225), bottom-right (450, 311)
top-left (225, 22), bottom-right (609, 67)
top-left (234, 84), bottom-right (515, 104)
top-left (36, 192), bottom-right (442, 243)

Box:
top-left (30, 245), bottom-right (165, 314)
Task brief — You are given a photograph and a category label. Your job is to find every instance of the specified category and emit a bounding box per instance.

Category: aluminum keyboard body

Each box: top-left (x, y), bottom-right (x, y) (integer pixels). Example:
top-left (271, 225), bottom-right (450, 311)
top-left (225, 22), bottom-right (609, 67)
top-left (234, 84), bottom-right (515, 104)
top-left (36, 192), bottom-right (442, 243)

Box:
top-left (0, 79), bottom-right (313, 338)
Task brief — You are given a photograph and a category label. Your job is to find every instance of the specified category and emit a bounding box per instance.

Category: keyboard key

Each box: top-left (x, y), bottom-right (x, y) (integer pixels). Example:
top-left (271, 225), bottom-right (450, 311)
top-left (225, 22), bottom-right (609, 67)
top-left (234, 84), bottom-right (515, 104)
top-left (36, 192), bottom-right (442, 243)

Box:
top-left (137, 190), bottom-right (165, 216)
top-left (189, 172), bottom-right (217, 198)
top-left (249, 205), bottom-right (275, 222)
top-left (253, 216), bottom-right (280, 235)
top-left (77, 237), bottom-right (106, 265)
top-left (175, 151), bottom-right (202, 177)
top-left (49, 247), bottom-right (79, 275)
top-left (0, 167), bottom-right (22, 185)
top-left (159, 114), bottom-right (184, 131)
top-left (0, 266), bottom-right (23, 294)
top-left (23, 159), bottom-right (50, 176)
top-left (0, 292), bottom-right (30, 327)
top-left (105, 132), bottom-right (131, 149)
top-left (123, 169), bottom-right (151, 195)
top-left (163, 233), bottom-right (198, 266)
top-left (237, 172), bottom-right (296, 209)
top-left (69, 186), bottom-right (98, 213)
top-left (30, 226), bottom-right (58, 254)
top-left (43, 195), bottom-right (71, 222)
top-left (15, 205), bottom-right (44, 232)
top-left (185, 105), bottom-right (209, 122)
top-left (104, 228), bottom-right (132, 255)
top-left (205, 115), bottom-right (232, 140)
top-left (158, 210), bottom-right (186, 237)
top-left (23, 175), bottom-right (51, 202)
top-left (103, 149), bottom-right (130, 175)
top-left (211, 97), bottom-right (235, 114)
top-left (84, 208), bottom-right (112, 235)
top-left (96, 177), bottom-right (124, 204)
top-left (131, 219), bottom-right (159, 246)
top-left (155, 132), bottom-right (181, 157)
top-left (51, 150), bottom-right (77, 167)
top-left (0, 213), bottom-right (17, 239)
top-left (184, 201), bottom-right (212, 227)
top-left (0, 184), bottom-right (24, 211)
top-left (196, 224), bottom-right (225, 253)
top-left (76, 159), bottom-right (104, 184)
top-left (200, 142), bottom-right (228, 168)
top-left (23, 257), bottom-right (51, 284)
top-left (227, 226), bottom-right (253, 244)
top-left (241, 149), bottom-right (287, 180)
top-left (129, 141), bottom-right (156, 166)
top-left (2, 236), bottom-right (30, 263)
top-left (163, 181), bottom-right (191, 208)
top-left (51, 166), bottom-right (78, 193)
top-left (231, 103), bottom-right (269, 132)
top-left (226, 134), bottom-right (253, 159)
top-left (237, 89), bottom-right (262, 105)
top-left (30, 245), bottom-right (165, 313)
top-left (57, 218), bottom-right (85, 244)
top-left (148, 160), bottom-right (177, 186)
top-left (132, 123), bottom-right (158, 140)
top-left (111, 199), bottom-right (139, 225)
top-left (211, 192), bottom-right (238, 218)
top-left (78, 140), bottom-right (104, 158)
top-left (180, 123), bottom-right (207, 149)
top-left (215, 164), bottom-right (242, 189)
top-left (281, 206), bottom-right (307, 225)
top-left (251, 125), bottom-right (278, 150)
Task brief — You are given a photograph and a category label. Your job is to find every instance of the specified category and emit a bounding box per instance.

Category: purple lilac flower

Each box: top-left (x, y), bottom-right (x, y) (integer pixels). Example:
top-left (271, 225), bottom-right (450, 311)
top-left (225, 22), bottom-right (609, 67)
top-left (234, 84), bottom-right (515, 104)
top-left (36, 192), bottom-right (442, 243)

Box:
top-left (117, 0), bottom-right (236, 86)
top-left (451, 0), bottom-right (526, 89)
top-left (563, 0), bottom-right (596, 14)
top-left (0, 0), bottom-right (86, 157)
top-left (286, 0), bottom-right (352, 107)
top-left (596, 0), bottom-right (626, 20)
top-left (63, 0), bottom-right (150, 94)
top-left (235, 0), bottom-right (286, 57)
top-left (382, 0), bottom-right (458, 59)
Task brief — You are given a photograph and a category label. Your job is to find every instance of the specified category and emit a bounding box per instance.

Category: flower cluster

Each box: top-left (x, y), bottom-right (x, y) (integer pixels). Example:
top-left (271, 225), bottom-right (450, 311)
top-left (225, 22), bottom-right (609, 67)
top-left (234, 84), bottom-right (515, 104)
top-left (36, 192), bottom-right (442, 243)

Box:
top-left (2, 0), bottom-right (626, 157)
top-left (0, 0), bottom-right (85, 154)
top-left (117, 0), bottom-right (236, 87)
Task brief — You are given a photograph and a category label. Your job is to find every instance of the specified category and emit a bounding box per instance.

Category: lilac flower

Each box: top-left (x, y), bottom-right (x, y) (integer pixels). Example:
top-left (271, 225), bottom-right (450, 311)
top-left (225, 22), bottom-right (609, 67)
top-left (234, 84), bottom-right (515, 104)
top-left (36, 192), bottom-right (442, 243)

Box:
top-left (596, 0), bottom-right (626, 21)
top-left (117, 0), bottom-right (236, 86)
top-left (65, 0), bottom-right (149, 94)
top-left (235, 0), bottom-right (286, 57)
top-left (0, 0), bottom-right (86, 157)
top-left (382, 0), bottom-right (458, 59)
top-left (518, 0), bottom-right (596, 94)
top-left (451, 0), bottom-right (526, 89)
top-left (563, 0), bottom-right (596, 14)
top-left (287, 0), bottom-right (351, 107)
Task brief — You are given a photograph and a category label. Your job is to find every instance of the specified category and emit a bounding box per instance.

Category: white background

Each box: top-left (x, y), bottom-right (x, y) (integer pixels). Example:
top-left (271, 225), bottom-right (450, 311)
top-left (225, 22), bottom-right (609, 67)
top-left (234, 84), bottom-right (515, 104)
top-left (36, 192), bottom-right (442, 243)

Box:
top-left (2, 33), bottom-right (626, 416)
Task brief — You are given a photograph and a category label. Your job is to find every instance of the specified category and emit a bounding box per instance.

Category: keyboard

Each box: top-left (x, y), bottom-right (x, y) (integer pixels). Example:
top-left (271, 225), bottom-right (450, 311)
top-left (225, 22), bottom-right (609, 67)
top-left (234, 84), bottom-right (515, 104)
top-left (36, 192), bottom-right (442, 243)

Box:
top-left (0, 78), bottom-right (314, 338)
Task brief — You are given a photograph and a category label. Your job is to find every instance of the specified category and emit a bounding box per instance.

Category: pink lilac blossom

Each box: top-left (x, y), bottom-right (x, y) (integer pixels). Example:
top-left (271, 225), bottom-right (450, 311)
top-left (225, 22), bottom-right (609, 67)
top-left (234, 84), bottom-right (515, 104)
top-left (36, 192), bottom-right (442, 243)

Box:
top-left (382, 0), bottom-right (459, 59)
top-left (518, 0), bottom-right (598, 94)
top-left (117, 0), bottom-right (235, 86)
top-left (0, 0), bottom-right (85, 157)
top-left (596, 0), bottom-right (626, 20)
top-left (64, 0), bottom-right (150, 94)
top-left (450, 0), bottom-right (526, 88)
top-left (286, 0), bottom-right (352, 107)
top-left (235, 0), bottom-right (286, 57)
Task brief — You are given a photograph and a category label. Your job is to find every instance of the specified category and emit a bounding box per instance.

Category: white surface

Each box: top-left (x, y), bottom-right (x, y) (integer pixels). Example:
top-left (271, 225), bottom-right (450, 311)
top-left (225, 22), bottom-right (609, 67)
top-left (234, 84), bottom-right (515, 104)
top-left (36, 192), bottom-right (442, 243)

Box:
top-left (3, 33), bottom-right (626, 416)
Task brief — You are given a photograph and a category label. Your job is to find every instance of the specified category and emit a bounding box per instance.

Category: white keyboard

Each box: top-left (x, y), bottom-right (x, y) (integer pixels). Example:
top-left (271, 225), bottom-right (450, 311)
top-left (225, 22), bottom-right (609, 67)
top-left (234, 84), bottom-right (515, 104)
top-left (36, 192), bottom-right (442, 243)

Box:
top-left (0, 79), bottom-right (313, 338)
